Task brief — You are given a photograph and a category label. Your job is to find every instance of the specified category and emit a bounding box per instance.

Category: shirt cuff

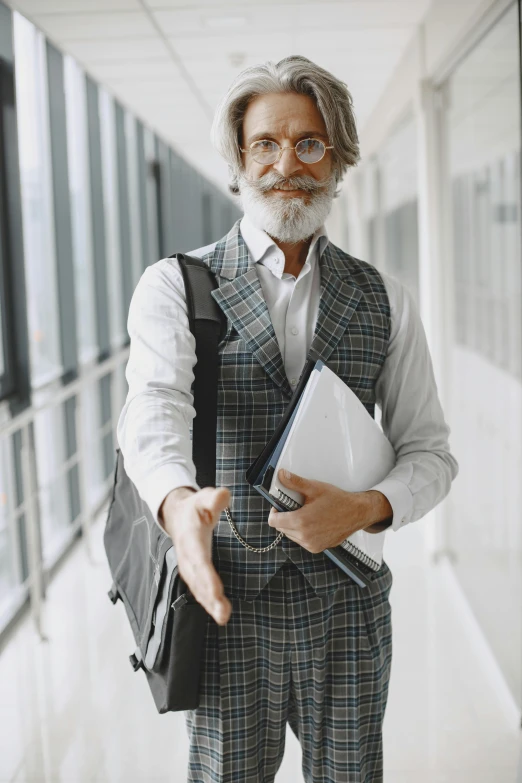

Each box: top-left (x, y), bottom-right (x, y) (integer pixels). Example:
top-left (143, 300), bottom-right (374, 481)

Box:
top-left (369, 477), bottom-right (414, 532)
top-left (139, 463), bottom-right (200, 530)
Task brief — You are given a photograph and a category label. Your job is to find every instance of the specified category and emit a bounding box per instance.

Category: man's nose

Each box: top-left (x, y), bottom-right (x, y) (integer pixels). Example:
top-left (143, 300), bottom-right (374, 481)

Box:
top-left (272, 147), bottom-right (304, 179)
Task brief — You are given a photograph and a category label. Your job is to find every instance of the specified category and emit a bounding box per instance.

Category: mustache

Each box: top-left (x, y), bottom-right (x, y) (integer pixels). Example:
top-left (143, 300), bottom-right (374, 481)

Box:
top-left (240, 170), bottom-right (335, 194)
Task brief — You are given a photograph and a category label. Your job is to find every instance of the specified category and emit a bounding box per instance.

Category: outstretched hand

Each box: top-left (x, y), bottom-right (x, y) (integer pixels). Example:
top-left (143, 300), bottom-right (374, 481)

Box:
top-left (161, 486), bottom-right (232, 625)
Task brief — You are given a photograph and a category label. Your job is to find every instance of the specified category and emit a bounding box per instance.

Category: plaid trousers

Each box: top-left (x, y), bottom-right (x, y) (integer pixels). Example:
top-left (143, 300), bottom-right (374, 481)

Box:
top-left (185, 558), bottom-right (393, 783)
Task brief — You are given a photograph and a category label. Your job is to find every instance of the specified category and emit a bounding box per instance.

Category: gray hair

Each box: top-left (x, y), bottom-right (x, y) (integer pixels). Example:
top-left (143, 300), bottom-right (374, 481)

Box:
top-left (211, 55), bottom-right (360, 195)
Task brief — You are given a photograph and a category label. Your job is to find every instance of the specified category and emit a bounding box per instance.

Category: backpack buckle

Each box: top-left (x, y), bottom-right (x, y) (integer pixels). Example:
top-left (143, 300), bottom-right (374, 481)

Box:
top-left (108, 584), bottom-right (120, 604)
top-left (129, 650), bottom-right (144, 672)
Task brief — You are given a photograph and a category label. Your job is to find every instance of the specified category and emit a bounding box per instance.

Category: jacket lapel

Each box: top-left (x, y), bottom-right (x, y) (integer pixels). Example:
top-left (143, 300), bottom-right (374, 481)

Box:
top-left (211, 269), bottom-right (292, 396)
top-left (308, 245), bottom-right (362, 364)
top-left (207, 226), bottom-right (363, 395)
top-left (209, 222), bottom-right (292, 398)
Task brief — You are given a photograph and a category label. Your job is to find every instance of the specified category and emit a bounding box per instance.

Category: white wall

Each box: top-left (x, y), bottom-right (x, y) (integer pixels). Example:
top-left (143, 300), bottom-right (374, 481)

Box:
top-left (340, 0), bottom-right (522, 711)
top-left (359, 0), bottom-right (512, 159)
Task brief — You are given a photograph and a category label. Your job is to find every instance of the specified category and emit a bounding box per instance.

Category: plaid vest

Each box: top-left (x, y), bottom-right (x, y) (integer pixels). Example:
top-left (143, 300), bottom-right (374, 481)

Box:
top-left (202, 220), bottom-right (391, 601)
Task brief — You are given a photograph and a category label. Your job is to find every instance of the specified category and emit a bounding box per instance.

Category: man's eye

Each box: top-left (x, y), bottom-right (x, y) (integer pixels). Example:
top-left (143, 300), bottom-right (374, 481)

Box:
top-left (256, 140), bottom-right (275, 150)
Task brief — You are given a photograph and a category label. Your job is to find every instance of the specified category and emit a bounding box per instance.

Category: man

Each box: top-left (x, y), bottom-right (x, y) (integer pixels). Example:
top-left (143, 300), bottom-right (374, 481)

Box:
top-left (117, 55), bottom-right (458, 782)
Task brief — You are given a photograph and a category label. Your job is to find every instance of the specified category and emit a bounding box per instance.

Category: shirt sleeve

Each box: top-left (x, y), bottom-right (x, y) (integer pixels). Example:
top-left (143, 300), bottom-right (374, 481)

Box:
top-left (370, 273), bottom-right (459, 532)
top-left (116, 258), bottom-right (200, 528)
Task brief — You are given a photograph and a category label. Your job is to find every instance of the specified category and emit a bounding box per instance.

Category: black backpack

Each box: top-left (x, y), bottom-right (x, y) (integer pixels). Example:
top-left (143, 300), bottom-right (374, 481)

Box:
top-left (103, 254), bottom-right (226, 713)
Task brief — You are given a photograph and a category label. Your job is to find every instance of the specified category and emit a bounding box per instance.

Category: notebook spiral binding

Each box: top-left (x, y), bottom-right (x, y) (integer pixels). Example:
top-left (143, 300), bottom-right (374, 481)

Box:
top-left (276, 489), bottom-right (302, 511)
top-left (340, 539), bottom-right (381, 572)
top-left (276, 489), bottom-right (381, 573)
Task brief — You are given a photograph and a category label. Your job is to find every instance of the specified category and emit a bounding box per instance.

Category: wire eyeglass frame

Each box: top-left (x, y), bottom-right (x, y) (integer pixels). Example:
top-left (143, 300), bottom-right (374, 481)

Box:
top-left (240, 137), bottom-right (334, 165)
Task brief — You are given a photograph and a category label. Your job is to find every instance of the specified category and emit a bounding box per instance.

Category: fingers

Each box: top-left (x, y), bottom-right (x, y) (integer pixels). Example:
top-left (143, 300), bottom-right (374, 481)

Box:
top-left (208, 485), bottom-right (231, 515)
top-left (182, 556), bottom-right (232, 626)
top-left (268, 502), bottom-right (300, 529)
top-left (197, 486), bottom-right (231, 526)
top-left (177, 486), bottom-right (232, 625)
top-left (278, 469), bottom-right (313, 494)
top-left (190, 563), bottom-right (232, 625)
top-left (268, 508), bottom-right (279, 523)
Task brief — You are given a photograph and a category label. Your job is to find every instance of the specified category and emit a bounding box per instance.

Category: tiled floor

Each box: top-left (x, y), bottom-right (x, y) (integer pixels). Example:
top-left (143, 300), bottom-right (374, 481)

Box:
top-left (0, 506), bottom-right (520, 782)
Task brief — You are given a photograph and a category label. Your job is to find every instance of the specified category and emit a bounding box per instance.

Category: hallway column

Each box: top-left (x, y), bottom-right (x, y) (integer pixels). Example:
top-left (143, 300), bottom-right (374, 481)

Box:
top-left (414, 25), bottom-right (455, 561)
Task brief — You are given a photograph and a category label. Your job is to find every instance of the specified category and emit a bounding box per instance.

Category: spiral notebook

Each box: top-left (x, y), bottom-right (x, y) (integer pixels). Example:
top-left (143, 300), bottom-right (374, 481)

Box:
top-left (246, 359), bottom-right (396, 588)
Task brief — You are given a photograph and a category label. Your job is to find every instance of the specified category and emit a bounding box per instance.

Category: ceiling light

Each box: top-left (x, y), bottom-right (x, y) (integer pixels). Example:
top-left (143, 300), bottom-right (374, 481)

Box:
top-left (228, 52), bottom-right (246, 68)
top-left (205, 15), bottom-right (247, 29)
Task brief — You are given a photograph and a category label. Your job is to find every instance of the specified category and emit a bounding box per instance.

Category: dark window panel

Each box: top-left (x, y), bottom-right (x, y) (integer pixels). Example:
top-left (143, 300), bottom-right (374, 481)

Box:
top-left (384, 200), bottom-right (419, 306)
top-left (0, 85), bottom-right (15, 398)
top-left (85, 77), bottom-right (110, 361)
top-left (99, 374), bottom-right (113, 481)
top-left (136, 120), bottom-right (150, 269)
top-left (192, 172), bottom-right (204, 249)
top-left (0, 5), bottom-right (30, 415)
top-left (11, 429), bottom-right (28, 582)
top-left (62, 397), bottom-right (80, 526)
top-left (170, 149), bottom-right (185, 253)
top-left (46, 42), bottom-right (78, 384)
top-left (156, 137), bottom-right (174, 257)
top-left (202, 190), bottom-right (212, 245)
top-left (114, 103), bottom-right (133, 337)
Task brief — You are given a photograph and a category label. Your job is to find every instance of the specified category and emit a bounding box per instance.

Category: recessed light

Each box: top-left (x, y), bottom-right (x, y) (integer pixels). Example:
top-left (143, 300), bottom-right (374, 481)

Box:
top-left (228, 52), bottom-right (246, 68)
top-left (205, 15), bottom-right (247, 29)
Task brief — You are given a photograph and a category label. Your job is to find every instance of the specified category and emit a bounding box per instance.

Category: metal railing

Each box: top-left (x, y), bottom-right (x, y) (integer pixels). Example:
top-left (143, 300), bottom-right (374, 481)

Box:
top-left (0, 346), bottom-right (130, 643)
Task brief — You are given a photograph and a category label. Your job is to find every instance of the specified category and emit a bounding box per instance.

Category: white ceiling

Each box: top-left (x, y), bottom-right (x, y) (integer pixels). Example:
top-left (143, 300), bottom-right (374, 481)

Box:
top-left (6, 0), bottom-right (433, 194)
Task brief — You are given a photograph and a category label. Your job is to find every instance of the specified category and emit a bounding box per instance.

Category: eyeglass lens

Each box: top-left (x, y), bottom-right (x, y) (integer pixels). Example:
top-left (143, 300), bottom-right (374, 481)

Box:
top-left (250, 139), bottom-right (326, 164)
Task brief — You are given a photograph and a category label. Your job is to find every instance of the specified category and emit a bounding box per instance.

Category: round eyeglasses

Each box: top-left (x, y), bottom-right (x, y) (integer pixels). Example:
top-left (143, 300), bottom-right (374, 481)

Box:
top-left (240, 138), bottom-right (334, 165)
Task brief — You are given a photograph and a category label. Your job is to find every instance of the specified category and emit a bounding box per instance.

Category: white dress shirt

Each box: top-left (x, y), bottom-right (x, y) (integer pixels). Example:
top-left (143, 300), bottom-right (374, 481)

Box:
top-left (117, 213), bottom-right (458, 534)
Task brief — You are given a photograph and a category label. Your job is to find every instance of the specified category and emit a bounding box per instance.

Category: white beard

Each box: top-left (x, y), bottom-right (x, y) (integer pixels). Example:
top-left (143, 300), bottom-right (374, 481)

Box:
top-left (237, 171), bottom-right (337, 244)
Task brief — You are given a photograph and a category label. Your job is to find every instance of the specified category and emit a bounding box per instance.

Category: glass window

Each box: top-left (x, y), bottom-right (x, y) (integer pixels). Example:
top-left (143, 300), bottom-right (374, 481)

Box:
top-left (156, 138), bottom-right (174, 256)
top-left (174, 154), bottom-right (189, 251)
top-left (202, 190), bottom-right (212, 245)
top-left (0, 253), bottom-right (5, 379)
top-left (124, 112), bottom-right (144, 287)
top-left (13, 13), bottom-right (62, 388)
top-left (445, 2), bottom-right (522, 708)
top-left (80, 382), bottom-right (106, 507)
top-left (142, 127), bottom-right (159, 265)
top-left (114, 103), bottom-right (132, 339)
top-left (0, 437), bottom-right (17, 625)
top-left (0, 125), bottom-right (11, 397)
top-left (63, 56), bottom-right (98, 367)
top-left (99, 372), bottom-right (114, 481)
top-left (209, 186), bottom-right (224, 242)
top-left (378, 115), bottom-right (419, 305)
top-left (33, 405), bottom-right (70, 566)
top-left (99, 88), bottom-right (125, 351)
top-left (357, 158), bottom-right (382, 269)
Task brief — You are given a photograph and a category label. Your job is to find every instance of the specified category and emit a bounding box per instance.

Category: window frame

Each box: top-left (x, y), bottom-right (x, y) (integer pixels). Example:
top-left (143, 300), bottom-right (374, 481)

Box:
top-left (0, 55), bottom-right (20, 403)
top-left (0, 72), bottom-right (15, 400)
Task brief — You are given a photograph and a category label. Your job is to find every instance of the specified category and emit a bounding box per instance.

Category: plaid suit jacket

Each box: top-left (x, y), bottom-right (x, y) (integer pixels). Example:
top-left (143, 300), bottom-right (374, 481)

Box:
top-left (202, 220), bottom-right (391, 601)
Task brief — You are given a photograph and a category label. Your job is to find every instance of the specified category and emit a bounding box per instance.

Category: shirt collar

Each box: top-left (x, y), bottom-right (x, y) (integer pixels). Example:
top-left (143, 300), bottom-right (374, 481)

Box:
top-left (239, 213), bottom-right (329, 280)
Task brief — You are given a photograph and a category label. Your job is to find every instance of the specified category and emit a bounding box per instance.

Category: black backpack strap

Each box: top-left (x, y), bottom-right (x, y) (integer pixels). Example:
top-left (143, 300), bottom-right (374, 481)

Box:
top-left (172, 253), bottom-right (226, 489)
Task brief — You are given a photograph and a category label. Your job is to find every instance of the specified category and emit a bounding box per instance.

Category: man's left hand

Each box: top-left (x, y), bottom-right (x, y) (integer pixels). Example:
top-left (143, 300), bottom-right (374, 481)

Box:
top-left (267, 469), bottom-right (393, 553)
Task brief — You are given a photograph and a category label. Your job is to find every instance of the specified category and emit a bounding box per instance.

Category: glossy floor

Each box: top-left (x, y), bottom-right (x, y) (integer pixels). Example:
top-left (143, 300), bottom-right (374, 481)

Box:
top-left (0, 507), bottom-right (519, 783)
